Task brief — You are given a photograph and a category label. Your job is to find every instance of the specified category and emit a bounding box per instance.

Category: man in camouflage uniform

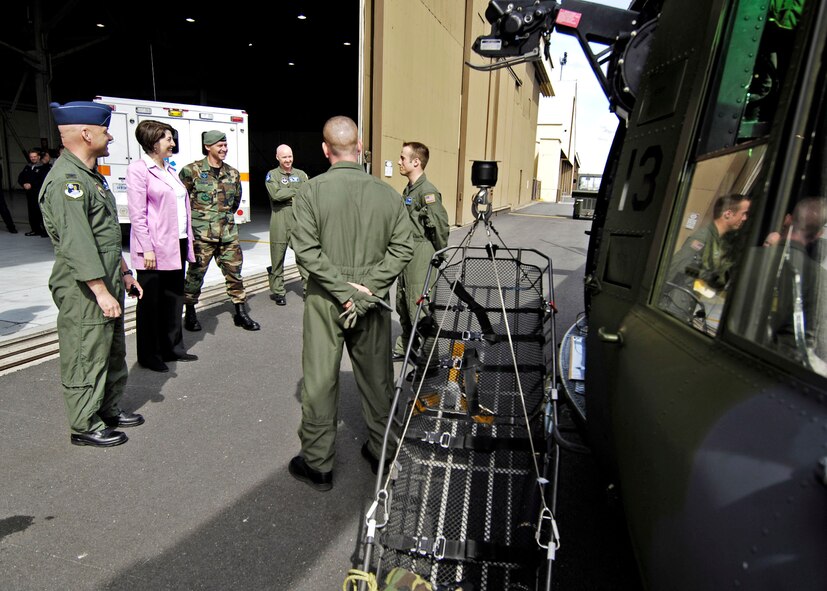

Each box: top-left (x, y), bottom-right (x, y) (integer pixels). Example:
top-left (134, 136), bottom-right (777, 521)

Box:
top-left (660, 193), bottom-right (750, 323)
top-left (394, 141), bottom-right (450, 364)
top-left (40, 101), bottom-right (145, 447)
top-left (180, 130), bottom-right (259, 331)
top-left (288, 116), bottom-right (414, 491)
top-left (265, 144), bottom-right (308, 306)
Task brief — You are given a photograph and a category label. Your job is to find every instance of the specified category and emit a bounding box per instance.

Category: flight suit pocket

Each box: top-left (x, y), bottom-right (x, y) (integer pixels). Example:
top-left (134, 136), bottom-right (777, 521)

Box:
top-left (62, 316), bottom-right (112, 388)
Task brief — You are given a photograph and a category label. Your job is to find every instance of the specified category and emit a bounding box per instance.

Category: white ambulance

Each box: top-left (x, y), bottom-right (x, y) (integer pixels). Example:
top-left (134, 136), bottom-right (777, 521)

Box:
top-left (93, 96), bottom-right (251, 224)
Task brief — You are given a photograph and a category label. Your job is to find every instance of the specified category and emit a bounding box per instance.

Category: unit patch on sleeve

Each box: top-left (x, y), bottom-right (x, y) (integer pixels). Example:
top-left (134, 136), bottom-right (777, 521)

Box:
top-left (64, 183), bottom-right (84, 199)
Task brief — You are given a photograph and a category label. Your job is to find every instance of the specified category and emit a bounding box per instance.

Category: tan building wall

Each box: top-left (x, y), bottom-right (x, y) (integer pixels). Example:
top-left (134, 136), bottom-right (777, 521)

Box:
top-left (366, 0), bottom-right (550, 226)
top-left (535, 81), bottom-right (578, 203)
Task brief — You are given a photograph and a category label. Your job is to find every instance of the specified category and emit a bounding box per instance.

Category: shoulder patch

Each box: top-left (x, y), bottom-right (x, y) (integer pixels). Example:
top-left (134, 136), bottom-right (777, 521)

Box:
top-left (690, 239), bottom-right (705, 251)
top-left (424, 193), bottom-right (436, 204)
top-left (265, 172), bottom-right (271, 182)
top-left (64, 183), bottom-right (83, 199)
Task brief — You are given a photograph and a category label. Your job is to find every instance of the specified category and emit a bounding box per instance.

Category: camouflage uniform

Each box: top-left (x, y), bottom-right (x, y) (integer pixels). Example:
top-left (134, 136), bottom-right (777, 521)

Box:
top-left (265, 165), bottom-right (309, 296)
top-left (179, 157), bottom-right (247, 305)
top-left (39, 150), bottom-right (128, 434)
top-left (394, 173), bottom-right (450, 357)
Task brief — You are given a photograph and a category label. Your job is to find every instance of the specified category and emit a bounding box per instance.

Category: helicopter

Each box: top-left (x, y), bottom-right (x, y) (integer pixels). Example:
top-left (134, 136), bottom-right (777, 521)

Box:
top-left (471, 0), bottom-right (827, 589)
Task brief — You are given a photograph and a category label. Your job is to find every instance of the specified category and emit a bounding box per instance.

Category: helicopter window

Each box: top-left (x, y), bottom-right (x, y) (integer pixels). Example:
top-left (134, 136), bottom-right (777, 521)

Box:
top-left (697, 0), bottom-right (803, 155)
top-left (657, 1), bottom-right (813, 338)
top-left (657, 146), bottom-right (765, 335)
top-left (727, 39), bottom-right (827, 376)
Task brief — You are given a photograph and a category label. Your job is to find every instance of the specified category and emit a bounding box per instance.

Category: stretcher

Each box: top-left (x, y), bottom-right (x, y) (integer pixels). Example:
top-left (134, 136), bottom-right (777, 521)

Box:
top-left (352, 191), bottom-right (563, 590)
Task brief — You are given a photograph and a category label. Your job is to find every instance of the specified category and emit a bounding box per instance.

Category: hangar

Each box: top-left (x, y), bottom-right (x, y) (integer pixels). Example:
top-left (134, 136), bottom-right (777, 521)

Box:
top-left (2, 1), bottom-right (551, 225)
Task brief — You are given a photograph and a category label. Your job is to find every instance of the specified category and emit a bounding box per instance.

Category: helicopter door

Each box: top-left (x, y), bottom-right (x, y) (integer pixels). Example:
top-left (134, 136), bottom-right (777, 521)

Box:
top-left (583, 0), bottom-right (719, 467)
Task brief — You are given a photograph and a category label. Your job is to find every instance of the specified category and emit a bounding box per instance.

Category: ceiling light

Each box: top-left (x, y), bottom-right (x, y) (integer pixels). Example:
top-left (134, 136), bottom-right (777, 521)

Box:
top-left (288, 62), bottom-right (295, 66)
top-left (185, 18), bottom-right (195, 23)
top-left (96, 23), bottom-right (105, 28)
top-left (297, 14), bottom-right (307, 20)
top-left (343, 42), bottom-right (351, 46)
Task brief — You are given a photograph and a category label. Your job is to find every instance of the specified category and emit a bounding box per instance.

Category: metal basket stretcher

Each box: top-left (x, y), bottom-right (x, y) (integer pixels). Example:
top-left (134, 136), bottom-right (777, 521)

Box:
top-left (355, 233), bottom-right (563, 591)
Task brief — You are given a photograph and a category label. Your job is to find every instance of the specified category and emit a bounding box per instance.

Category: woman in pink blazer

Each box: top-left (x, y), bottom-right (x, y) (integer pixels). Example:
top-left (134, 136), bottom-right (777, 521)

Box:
top-left (127, 120), bottom-right (197, 372)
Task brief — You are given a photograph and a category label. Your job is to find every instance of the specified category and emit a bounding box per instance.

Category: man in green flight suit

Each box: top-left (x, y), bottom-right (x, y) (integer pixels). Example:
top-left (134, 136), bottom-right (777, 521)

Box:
top-left (660, 193), bottom-right (750, 323)
top-left (40, 101), bottom-right (145, 447)
top-left (180, 130), bottom-right (259, 331)
top-left (288, 116), bottom-right (414, 491)
top-left (265, 144), bottom-right (308, 306)
top-left (394, 142), bottom-right (450, 367)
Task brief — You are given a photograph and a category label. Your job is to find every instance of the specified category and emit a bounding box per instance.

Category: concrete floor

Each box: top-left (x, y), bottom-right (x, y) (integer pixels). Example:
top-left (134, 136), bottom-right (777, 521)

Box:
top-left (0, 195), bottom-right (641, 590)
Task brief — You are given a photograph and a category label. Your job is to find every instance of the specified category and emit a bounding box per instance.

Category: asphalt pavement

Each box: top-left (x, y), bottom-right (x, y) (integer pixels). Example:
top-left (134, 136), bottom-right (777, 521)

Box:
top-left (0, 195), bottom-right (641, 590)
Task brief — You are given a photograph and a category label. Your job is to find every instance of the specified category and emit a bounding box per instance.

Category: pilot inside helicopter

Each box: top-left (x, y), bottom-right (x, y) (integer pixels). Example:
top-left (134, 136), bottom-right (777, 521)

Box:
top-left (660, 194), bottom-right (751, 325)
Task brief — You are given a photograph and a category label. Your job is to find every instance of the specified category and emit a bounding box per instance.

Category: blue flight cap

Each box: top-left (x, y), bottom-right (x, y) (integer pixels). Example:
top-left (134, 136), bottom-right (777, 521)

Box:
top-left (50, 101), bottom-right (113, 127)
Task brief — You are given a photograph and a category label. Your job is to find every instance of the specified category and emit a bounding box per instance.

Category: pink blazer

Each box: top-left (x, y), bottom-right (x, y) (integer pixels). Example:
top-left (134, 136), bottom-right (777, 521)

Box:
top-left (126, 158), bottom-right (195, 271)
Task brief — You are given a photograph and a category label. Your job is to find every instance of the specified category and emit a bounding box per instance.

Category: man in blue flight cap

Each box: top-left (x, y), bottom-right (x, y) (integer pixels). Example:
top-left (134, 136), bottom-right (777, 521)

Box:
top-left (40, 101), bottom-right (145, 447)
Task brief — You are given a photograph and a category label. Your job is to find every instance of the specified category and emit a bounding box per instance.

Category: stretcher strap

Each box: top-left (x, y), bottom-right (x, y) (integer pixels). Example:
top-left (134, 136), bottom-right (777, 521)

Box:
top-left (405, 429), bottom-right (533, 453)
top-left (428, 329), bottom-right (545, 345)
top-left (431, 355), bottom-right (543, 373)
top-left (461, 348), bottom-right (481, 416)
top-left (431, 303), bottom-right (544, 315)
top-left (381, 533), bottom-right (542, 565)
top-left (448, 280), bottom-right (495, 334)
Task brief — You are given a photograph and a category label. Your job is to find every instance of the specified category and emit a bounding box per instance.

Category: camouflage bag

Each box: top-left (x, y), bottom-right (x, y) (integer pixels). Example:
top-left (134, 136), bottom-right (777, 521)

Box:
top-left (383, 567), bottom-right (432, 591)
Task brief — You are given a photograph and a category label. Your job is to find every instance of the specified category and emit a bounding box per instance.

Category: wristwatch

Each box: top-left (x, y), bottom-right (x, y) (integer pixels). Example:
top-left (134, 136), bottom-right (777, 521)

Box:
top-left (122, 269), bottom-right (133, 277)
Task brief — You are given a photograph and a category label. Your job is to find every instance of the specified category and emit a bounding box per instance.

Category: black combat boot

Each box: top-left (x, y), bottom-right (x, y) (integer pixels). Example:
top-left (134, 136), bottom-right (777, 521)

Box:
top-left (233, 303), bottom-right (260, 331)
top-left (184, 304), bottom-right (202, 332)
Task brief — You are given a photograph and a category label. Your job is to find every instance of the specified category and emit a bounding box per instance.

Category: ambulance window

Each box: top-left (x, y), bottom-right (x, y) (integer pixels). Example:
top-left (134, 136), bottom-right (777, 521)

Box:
top-left (727, 42), bottom-right (827, 377)
top-left (697, 0), bottom-right (804, 155)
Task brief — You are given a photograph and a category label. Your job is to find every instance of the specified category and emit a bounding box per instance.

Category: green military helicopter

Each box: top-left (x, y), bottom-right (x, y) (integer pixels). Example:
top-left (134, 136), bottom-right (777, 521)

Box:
top-left (472, 0), bottom-right (826, 589)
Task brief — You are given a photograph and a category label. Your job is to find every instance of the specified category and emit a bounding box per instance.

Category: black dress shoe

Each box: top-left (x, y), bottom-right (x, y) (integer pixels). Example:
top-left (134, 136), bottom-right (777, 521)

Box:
top-left (361, 442), bottom-right (392, 475)
top-left (8, 227), bottom-right (18, 234)
top-left (139, 360), bottom-right (169, 373)
top-left (101, 411), bottom-right (145, 428)
top-left (25, 231), bottom-right (38, 236)
top-left (271, 294), bottom-right (287, 306)
top-left (288, 456), bottom-right (333, 491)
top-left (165, 353), bottom-right (198, 362)
top-left (70, 427), bottom-right (128, 447)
